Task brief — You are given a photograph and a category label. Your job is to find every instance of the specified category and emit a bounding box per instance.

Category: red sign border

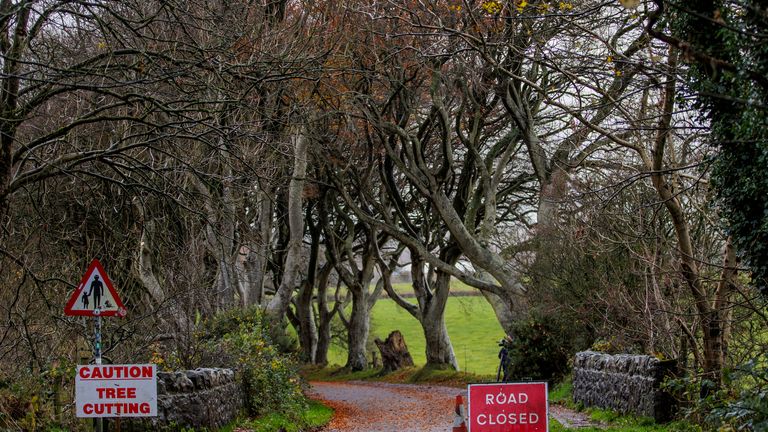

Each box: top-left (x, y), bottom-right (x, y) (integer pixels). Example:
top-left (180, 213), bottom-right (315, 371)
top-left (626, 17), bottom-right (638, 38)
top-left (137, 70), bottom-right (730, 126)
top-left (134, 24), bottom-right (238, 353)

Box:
top-left (64, 259), bottom-right (126, 317)
top-left (467, 381), bottom-right (549, 432)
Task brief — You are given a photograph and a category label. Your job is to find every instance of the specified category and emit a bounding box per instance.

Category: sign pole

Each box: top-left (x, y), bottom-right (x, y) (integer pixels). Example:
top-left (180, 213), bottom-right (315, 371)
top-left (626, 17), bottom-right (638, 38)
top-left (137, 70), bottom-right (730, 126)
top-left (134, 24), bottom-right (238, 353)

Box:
top-left (94, 315), bottom-right (103, 432)
top-left (95, 315), bottom-right (102, 365)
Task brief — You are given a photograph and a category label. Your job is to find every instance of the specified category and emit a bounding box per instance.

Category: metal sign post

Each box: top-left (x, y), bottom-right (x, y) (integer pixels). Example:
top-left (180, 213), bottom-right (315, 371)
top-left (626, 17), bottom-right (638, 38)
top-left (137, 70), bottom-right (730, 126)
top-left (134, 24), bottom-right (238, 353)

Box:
top-left (94, 314), bottom-right (103, 432)
top-left (95, 315), bottom-right (102, 365)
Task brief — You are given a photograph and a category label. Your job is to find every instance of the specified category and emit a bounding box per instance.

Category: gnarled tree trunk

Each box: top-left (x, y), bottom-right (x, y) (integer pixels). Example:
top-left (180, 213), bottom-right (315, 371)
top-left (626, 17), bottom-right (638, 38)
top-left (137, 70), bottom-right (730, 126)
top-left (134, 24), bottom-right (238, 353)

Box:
top-left (296, 206), bottom-right (321, 363)
top-left (266, 126), bottom-right (308, 334)
top-left (241, 188), bottom-right (273, 306)
top-left (381, 250), bottom-right (459, 370)
top-left (345, 287), bottom-right (370, 371)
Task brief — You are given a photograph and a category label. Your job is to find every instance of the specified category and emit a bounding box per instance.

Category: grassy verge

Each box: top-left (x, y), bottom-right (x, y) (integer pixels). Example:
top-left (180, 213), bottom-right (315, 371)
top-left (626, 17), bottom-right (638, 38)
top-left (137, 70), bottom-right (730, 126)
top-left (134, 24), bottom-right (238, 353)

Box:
top-left (222, 399), bottom-right (333, 432)
top-left (550, 418), bottom-right (699, 432)
top-left (302, 364), bottom-right (493, 388)
top-left (548, 378), bottom-right (573, 405)
top-left (550, 413), bottom-right (700, 432)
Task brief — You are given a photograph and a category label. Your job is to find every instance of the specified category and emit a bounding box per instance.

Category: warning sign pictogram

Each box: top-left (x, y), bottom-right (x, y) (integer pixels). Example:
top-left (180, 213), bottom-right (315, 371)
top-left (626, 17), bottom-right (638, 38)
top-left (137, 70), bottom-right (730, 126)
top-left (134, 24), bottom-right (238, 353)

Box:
top-left (65, 259), bottom-right (126, 317)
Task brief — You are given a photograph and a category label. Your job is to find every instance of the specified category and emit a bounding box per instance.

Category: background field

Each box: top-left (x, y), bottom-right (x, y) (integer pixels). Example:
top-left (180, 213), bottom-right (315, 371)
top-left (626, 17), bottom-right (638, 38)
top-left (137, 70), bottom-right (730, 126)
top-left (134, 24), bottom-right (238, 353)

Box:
top-left (327, 294), bottom-right (505, 376)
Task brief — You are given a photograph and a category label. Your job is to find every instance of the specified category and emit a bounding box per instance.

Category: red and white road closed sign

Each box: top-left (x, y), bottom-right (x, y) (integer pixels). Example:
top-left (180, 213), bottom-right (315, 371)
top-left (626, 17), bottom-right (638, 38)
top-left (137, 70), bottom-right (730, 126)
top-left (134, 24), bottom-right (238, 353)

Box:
top-left (468, 382), bottom-right (548, 431)
top-left (75, 364), bottom-right (157, 418)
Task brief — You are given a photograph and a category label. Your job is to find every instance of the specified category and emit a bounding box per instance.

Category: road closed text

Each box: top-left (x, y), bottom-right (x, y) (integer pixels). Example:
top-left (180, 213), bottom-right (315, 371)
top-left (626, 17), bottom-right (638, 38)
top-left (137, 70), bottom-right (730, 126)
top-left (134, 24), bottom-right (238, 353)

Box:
top-left (475, 412), bottom-right (542, 427)
top-left (468, 382), bottom-right (548, 431)
top-left (75, 364), bottom-right (157, 418)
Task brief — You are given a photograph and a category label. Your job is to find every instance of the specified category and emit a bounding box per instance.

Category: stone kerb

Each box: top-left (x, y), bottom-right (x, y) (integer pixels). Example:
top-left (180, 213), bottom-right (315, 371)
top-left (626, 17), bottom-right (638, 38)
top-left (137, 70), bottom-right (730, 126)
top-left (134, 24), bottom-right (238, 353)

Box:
top-left (572, 351), bottom-right (677, 422)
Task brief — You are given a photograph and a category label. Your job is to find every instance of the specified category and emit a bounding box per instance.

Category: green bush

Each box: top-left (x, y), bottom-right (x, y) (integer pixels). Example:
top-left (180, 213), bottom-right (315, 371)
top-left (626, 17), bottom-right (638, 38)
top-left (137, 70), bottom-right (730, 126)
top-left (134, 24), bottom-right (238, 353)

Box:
top-left (199, 307), bottom-right (306, 418)
top-left (707, 355), bottom-right (768, 431)
top-left (501, 313), bottom-right (590, 384)
top-left (0, 358), bottom-right (74, 431)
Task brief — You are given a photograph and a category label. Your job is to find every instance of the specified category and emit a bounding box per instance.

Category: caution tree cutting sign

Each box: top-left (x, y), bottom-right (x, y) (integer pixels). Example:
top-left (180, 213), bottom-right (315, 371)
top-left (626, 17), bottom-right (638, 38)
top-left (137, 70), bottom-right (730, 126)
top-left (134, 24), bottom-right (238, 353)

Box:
top-left (76, 365), bottom-right (157, 418)
top-left (64, 259), bottom-right (126, 317)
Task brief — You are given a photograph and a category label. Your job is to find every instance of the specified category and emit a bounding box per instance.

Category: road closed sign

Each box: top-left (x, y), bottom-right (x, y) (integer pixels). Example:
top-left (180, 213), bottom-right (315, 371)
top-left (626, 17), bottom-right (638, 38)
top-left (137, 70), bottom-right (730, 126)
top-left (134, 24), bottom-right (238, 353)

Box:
top-left (75, 364), bottom-right (157, 418)
top-left (468, 382), bottom-right (548, 431)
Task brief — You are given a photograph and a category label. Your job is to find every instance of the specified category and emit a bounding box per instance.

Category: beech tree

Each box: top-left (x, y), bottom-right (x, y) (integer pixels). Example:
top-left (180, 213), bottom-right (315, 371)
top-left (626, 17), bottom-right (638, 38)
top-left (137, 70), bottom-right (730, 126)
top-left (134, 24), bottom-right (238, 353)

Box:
top-left (328, 1), bottom-right (652, 335)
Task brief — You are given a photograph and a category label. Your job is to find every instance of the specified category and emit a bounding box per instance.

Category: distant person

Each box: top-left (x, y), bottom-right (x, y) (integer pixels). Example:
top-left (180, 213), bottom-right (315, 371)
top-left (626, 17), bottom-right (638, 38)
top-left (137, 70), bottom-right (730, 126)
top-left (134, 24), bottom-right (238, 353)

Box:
top-left (89, 275), bottom-right (104, 309)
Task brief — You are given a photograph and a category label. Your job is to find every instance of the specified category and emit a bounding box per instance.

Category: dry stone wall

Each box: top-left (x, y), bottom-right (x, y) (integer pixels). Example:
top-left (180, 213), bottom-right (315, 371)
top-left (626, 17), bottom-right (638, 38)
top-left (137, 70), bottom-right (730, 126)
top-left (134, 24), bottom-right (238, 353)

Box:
top-left (125, 368), bottom-right (242, 430)
top-left (572, 351), bottom-right (677, 422)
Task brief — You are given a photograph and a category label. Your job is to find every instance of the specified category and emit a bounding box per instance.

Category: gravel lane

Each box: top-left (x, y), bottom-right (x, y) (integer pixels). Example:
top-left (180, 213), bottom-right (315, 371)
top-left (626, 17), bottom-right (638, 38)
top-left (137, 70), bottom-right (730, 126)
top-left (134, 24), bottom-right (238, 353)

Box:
top-left (309, 381), bottom-right (602, 431)
top-left (309, 381), bottom-right (463, 432)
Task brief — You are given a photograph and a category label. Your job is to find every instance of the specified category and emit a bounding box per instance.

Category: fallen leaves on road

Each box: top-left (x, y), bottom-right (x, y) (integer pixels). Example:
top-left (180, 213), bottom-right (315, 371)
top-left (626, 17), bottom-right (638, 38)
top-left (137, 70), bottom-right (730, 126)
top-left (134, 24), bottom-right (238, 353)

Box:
top-left (309, 381), bottom-right (459, 432)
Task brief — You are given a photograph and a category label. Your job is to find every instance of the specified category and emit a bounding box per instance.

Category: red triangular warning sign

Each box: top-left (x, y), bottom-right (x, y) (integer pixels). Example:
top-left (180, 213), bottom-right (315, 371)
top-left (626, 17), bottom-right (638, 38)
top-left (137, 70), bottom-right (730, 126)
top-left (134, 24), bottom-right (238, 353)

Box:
top-left (65, 259), bottom-right (126, 317)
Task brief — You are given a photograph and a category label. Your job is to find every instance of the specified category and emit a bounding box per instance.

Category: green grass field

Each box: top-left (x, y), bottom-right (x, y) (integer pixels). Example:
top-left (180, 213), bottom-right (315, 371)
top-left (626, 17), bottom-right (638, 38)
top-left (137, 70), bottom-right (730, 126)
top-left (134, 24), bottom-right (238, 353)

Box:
top-left (327, 295), bottom-right (505, 376)
top-left (388, 280), bottom-right (478, 295)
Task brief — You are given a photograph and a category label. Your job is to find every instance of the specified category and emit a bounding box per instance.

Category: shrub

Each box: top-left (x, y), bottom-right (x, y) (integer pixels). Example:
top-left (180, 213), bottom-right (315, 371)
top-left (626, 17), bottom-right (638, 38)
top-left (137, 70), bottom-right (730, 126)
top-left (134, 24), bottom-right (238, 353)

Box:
top-left (199, 307), bottom-right (306, 418)
top-left (0, 357), bottom-right (74, 431)
top-left (707, 355), bottom-right (768, 431)
top-left (501, 313), bottom-right (591, 384)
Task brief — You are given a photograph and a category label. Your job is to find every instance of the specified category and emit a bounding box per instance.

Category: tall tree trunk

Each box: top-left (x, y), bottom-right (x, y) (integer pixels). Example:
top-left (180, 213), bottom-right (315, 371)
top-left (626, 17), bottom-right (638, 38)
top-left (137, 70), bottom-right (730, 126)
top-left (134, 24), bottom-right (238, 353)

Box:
top-left (216, 255), bottom-right (237, 309)
top-left (415, 258), bottom-right (458, 369)
top-left (297, 280), bottom-right (318, 363)
top-left (192, 140), bottom-right (239, 311)
top-left (266, 127), bottom-right (308, 332)
top-left (314, 265), bottom-right (336, 366)
top-left (346, 286), bottom-right (369, 371)
top-left (642, 49), bottom-right (734, 394)
top-left (242, 188), bottom-right (273, 306)
top-left (315, 188), bottom-right (341, 365)
top-left (297, 210), bottom-right (321, 363)
top-left (535, 168), bottom-right (568, 235)
top-left (422, 316), bottom-right (456, 368)
top-left (0, 5), bottom-right (28, 215)
top-left (382, 250), bottom-right (459, 370)
top-left (421, 271), bottom-right (458, 369)
top-left (131, 205), bottom-right (195, 329)
top-left (480, 290), bottom-right (519, 336)
top-left (135, 220), bottom-right (166, 306)
top-left (700, 238), bottom-right (738, 393)
top-left (339, 247), bottom-right (377, 371)
top-left (344, 250), bottom-right (377, 371)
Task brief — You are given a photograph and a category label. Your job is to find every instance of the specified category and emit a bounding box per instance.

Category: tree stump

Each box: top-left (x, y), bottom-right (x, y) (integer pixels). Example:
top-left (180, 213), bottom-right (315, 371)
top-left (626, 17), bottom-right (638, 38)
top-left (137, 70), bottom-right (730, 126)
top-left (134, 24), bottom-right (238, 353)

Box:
top-left (374, 330), bottom-right (414, 373)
